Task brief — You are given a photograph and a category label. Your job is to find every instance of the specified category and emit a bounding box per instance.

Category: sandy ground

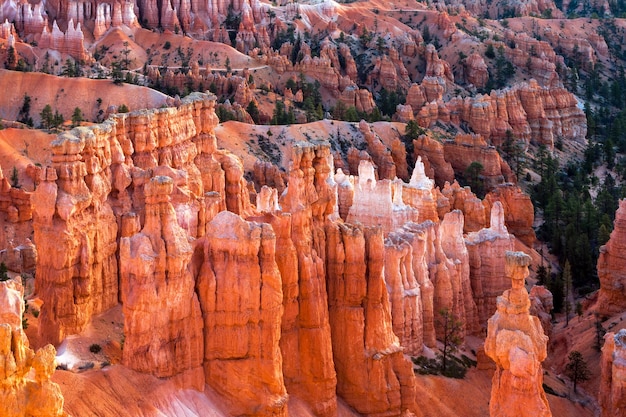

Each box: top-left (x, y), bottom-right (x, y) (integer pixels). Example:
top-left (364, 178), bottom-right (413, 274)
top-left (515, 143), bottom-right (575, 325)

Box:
top-left (0, 127), bottom-right (54, 189)
top-left (0, 70), bottom-right (169, 125)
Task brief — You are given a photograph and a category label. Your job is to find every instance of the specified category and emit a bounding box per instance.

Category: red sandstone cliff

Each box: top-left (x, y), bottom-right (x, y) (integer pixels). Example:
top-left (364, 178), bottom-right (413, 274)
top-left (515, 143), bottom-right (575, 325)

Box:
top-left (599, 330), bottom-right (626, 417)
top-left (0, 276), bottom-right (65, 417)
top-left (597, 199), bottom-right (626, 317)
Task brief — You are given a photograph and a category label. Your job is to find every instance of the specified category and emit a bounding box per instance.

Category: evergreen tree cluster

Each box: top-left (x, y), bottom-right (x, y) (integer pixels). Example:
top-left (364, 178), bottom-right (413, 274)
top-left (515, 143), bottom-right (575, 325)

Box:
top-left (531, 145), bottom-right (623, 297)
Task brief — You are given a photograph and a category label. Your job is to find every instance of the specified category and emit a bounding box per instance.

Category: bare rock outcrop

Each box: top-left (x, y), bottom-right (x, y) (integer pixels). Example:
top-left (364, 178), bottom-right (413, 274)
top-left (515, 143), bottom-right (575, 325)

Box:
top-left (465, 202), bottom-right (515, 328)
top-left (485, 251), bottom-right (551, 417)
top-left (465, 53), bottom-right (489, 88)
top-left (402, 157), bottom-right (439, 223)
top-left (195, 210), bottom-right (288, 416)
top-left (346, 160), bottom-right (418, 235)
top-left (326, 223), bottom-right (417, 416)
top-left (599, 329), bottom-right (626, 417)
top-left (597, 199), bottom-right (626, 317)
top-left (278, 142), bottom-right (338, 417)
top-left (39, 20), bottom-right (90, 62)
top-left (484, 184), bottom-right (536, 247)
top-left (384, 227), bottom-right (425, 355)
top-left (409, 81), bottom-right (586, 146)
top-left (120, 176), bottom-right (204, 390)
top-left (33, 131), bottom-right (119, 346)
top-left (33, 93), bottom-right (236, 347)
top-left (442, 133), bottom-right (514, 188)
top-left (412, 135), bottom-right (455, 187)
top-left (0, 277), bottom-right (64, 417)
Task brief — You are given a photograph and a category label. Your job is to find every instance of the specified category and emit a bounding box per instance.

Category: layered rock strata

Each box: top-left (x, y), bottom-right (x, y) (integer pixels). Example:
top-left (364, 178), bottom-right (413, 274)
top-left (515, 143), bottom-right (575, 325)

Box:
top-left (484, 184), bottom-right (536, 247)
top-left (24, 90), bottom-right (551, 416)
top-left (33, 93), bottom-right (233, 346)
top-left (277, 142), bottom-right (338, 417)
top-left (195, 210), bottom-right (288, 415)
top-left (33, 133), bottom-right (119, 346)
top-left (326, 223), bottom-right (417, 416)
top-left (466, 202), bottom-right (515, 327)
top-left (599, 329), bottom-right (626, 417)
top-left (0, 276), bottom-right (64, 417)
top-left (120, 176), bottom-right (204, 390)
top-left (597, 199), bottom-right (626, 317)
top-left (485, 251), bottom-right (551, 417)
top-left (346, 160), bottom-right (418, 234)
top-left (0, 164), bottom-right (35, 274)
top-left (408, 80), bottom-right (586, 146)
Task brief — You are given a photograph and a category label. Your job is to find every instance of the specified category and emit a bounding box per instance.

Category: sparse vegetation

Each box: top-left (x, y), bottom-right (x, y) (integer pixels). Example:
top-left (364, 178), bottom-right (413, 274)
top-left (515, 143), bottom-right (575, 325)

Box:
top-left (0, 262), bottom-right (8, 282)
top-left (11, 167), bottom-right (19, 188)
top-left (437, 308), bottom-right (463, 375)
top-left (71, 107), bottom-right (84, 127)
top-left (564, 350), bottom-right (590, 393)
top-left (17, 94), bottom-right (33, 127)
top-left (89, 344), bottom-right (102, 354)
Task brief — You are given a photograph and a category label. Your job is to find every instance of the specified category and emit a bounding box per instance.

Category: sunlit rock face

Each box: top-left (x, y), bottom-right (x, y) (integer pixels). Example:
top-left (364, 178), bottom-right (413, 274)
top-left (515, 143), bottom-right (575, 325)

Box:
top-left (597, 199), bottom-right (626, 317)
top-left (326, 223), bottom-right (418, 416)
top-left (485, 251), bottom-right (551, 417)
top-left (195, 210), bottom-right (288, 415)
top-left (0, 277), bottom-right (64, 417)
top-left (23, 89), bottom-right (551, 416)
top-left (465, 202), bottom-right (515, 328)
top-left (346, 160), bottom-right (418, 234)
top-left (120, 175), bottom-right (204, 390)
top-left (33, 93), bottom-right (229, 347)
top-left (599, 330), bottom-right (626, 417)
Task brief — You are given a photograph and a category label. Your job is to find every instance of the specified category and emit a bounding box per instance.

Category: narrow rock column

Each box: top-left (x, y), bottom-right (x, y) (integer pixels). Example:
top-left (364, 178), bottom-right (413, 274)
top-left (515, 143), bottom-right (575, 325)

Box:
top-left (599, 329), bottom-right (626, 417)
top-left (485, 251), bottom-right (551, 417)
top-left (597, 199), bottom-right (626, 316)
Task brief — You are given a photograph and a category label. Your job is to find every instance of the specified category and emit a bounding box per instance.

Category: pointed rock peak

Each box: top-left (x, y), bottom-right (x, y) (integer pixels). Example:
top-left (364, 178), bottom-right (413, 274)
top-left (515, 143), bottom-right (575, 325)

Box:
top-left (409, 156), bottom-right (434, 190)
top-left (257, 185), bottom-right (279, 213)
top-left (357, 160), bottom-right (376, 190)
top-left (392, 179), bottom-right (404, 207)
top-left (52, 20), bottom-right (62, 33)
top-left (490, 201), bottom-right (508, 235)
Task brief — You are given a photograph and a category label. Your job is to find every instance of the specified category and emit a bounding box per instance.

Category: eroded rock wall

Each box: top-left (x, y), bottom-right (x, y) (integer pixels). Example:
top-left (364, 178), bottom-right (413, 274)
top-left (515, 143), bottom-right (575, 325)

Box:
top-left (195, 210), bottom-right (288, 415)
top-left (326, 223), bottom-right (417, 416)
top-left (597, 199), bottom-right (626, 317)
top-left (0, 277), bottom-right (64, 417)
top-left (26, 91), bottom-right (546, 417)
top-left (599, 330), bottom-right (626, 417)
top-left (120, 176), bottom-right (204, 390)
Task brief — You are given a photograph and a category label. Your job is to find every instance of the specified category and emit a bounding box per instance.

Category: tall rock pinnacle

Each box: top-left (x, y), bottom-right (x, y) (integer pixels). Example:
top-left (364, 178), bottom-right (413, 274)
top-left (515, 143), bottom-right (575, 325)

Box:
top-left (485, 251), bottom-right (551, 417)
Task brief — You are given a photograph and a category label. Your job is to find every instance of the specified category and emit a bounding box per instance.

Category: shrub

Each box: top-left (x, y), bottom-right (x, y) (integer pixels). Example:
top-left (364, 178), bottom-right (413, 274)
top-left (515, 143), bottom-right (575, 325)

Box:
top-left (0, 262), bottom-right (8, 281)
